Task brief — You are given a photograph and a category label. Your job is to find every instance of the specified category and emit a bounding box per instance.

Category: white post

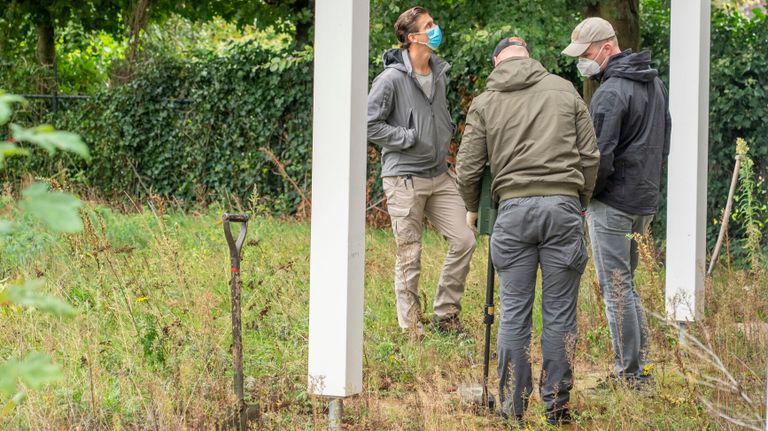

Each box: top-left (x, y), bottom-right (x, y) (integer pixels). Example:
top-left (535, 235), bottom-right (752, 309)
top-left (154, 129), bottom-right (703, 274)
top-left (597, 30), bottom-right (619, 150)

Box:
top-left (666, 0), bottom-right (710, 322)
top-left (307, 0), bottom-right (369, 399)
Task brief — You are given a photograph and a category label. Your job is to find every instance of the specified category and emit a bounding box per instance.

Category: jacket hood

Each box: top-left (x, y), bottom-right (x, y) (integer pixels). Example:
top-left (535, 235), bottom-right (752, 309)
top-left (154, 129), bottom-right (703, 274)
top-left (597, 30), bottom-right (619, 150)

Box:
top-left (598, 50), bottom-right (658, 83)
top-left (382, 48), bottom-right (450, 76)
top-left (383, 48), bottom-right (408, 72)
top-left (486, 57), bottom-right (549, 92)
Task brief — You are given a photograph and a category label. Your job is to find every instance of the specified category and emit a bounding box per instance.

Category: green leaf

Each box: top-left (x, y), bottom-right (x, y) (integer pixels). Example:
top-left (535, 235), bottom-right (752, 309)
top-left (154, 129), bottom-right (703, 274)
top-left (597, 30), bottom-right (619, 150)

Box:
top-left (0, 142), bottom-right (30, 157)
top-left (17, 352), bottom-right (63, 389)
top-left (20, 183), bottom-right (83, 233)
top-left (0, 142), bottom-right (31, 168)
top-left (0, 391), bottom-right (25, 418)
top-left (0, 93), bottom-right (26, 126)
top-left (0, 360), bottom-right (17, 396)
top-left (0, 352), bottom-right (62, 398)
top-left (0, 220), bottom-right (13, 234)
top-left (5, 279), bottom-right (76, 317)
top-left (10, 124), bottom-right (90, 161)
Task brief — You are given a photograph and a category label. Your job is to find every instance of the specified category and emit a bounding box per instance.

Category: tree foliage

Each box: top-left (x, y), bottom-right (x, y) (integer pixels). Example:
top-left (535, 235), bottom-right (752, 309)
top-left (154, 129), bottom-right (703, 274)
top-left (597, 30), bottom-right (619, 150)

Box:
top-left (1, 1), bottom-right (766, 261)
top-left (0, 0), bottom-right (314, 71)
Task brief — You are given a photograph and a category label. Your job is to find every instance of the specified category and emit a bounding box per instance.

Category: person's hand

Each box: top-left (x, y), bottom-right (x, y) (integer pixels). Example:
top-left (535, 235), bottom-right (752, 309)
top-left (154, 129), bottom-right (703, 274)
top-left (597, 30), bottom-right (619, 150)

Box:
top-left (466, 211), bottom-right (478, 232)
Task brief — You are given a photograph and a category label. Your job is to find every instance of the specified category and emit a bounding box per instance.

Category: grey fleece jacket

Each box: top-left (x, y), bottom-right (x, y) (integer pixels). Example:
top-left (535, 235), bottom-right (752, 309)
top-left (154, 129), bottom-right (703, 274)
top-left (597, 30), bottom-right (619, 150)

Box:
top-left (367, 49), bottom-right (456, 178)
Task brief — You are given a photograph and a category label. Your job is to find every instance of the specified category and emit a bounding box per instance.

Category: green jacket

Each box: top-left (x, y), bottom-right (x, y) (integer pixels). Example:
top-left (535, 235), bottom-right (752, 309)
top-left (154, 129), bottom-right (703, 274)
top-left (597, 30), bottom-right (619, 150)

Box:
top-left (456, 57), bottom-right (599, 212)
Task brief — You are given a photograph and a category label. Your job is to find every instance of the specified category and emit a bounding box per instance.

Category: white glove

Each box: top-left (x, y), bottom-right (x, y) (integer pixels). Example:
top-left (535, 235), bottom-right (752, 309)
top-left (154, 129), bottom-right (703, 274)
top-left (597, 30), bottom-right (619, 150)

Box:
top-left (466, 211), bottom-right (478, 233)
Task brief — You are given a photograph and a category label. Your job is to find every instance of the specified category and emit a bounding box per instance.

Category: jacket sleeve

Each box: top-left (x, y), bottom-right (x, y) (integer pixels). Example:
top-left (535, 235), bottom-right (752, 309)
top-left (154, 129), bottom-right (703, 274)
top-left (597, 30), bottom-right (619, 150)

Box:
top-left (456, 99), bottom-right (487, 212)
top-left (367, 74), bottom-right (416, 151)
top-left (574, 96), bottom-right (600, 209)
top-left (661, 79), bottom-right (672, 188)
top-left (589, 88), bottom-right (625, 196)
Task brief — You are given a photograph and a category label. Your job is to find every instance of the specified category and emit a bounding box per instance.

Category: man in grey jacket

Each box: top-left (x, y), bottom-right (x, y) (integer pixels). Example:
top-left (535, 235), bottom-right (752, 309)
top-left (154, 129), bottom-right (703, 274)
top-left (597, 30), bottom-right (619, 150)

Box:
top-left (563, 17), bottom-right (671, 388)
top-left (367, 6), bottom-right (475, 335)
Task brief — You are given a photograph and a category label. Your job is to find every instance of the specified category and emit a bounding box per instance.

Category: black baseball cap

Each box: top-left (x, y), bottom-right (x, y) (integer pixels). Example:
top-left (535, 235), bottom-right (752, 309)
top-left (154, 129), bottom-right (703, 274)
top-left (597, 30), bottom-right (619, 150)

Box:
top-left (492, 37), bottom-right (529, 63)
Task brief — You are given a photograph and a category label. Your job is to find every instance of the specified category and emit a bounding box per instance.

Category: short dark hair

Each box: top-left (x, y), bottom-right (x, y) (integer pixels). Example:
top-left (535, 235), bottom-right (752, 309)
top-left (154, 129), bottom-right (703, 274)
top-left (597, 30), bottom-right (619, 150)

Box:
top-left (492, 36), bottom-right (528, 59)
top-left (589, 35), bottom-right (620, 51)
top-left (394, 7), bottom-right (429, 49)
top-left (491, 37), bottom-right (529, 67)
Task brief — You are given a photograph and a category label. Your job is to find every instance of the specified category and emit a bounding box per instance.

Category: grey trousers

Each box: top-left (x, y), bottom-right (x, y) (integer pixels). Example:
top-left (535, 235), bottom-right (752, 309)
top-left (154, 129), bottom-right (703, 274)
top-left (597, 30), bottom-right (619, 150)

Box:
top-left (586, 199), bottom-right (653, 380)
top-left (490, 196), bottom-right (587, 417)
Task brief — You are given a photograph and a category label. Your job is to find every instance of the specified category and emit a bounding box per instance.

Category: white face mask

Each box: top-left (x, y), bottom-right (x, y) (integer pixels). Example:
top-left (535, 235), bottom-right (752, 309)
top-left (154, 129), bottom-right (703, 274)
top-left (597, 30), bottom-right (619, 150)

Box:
top-left (577, 45), bottom-right (606, 77)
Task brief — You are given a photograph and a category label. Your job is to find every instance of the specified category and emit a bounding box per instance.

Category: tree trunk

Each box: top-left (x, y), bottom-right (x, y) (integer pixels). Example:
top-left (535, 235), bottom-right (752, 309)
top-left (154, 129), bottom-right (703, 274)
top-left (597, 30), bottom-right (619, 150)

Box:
top-left (114, 0), bottom-right (152, 84)
top-left (583, 0), bottom-right (640, 105)
top-left (292, 0), bottom-right (313, 49)
top-left (295, 21), bottom-right (311, 49)
top-left (36, 20), bottom-right (55, 67)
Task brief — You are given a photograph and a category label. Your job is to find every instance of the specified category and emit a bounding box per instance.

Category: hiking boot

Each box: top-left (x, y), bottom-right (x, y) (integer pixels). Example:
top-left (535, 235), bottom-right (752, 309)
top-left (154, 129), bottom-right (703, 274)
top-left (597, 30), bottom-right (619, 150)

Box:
top-left (592, 373), bottom-right (655, 393)
top-left (633, 374), bottom-right (656, 397)
top-left (592, 373), bottom-right (624, 391)
top-left (545, 408), bottom-right (572, 426)
top-left (401, 322), bottom-right (425, 341)
top-left (499, 411), bottom-right (524, 429)
top-left (431, 314), bottom-right (468, 336)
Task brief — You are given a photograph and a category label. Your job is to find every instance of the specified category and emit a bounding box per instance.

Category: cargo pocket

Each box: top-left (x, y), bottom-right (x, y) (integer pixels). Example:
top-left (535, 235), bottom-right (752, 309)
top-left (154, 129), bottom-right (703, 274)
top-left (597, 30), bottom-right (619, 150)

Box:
top-left (383, 177), bottom-right (415, 237)
top-left (388, 205), bottom-right (411, 236)
top-left (567, 236), bottom-right (589, 274)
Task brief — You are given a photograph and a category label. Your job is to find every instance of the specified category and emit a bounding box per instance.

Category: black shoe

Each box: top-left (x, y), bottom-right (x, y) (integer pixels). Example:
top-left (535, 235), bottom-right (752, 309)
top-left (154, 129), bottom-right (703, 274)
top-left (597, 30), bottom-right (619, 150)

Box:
top-left (431, 314), bottom-right (468, 337)
top-left (633, 374), bottom-right (656, 396)
top-left (592, 373), bottom-right (624, 391)
top-left (593, 373), bottom-right (655, 393)
top-left (546, 408), bottom-right (572, 426)
top-left (499, 411), bottom-right (524, 429)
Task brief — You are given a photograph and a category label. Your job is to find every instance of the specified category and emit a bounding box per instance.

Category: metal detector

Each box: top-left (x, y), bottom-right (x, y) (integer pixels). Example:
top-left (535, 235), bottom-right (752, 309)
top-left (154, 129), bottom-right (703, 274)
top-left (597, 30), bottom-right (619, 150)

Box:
top-left (459, 166), bottom-right (498, 411)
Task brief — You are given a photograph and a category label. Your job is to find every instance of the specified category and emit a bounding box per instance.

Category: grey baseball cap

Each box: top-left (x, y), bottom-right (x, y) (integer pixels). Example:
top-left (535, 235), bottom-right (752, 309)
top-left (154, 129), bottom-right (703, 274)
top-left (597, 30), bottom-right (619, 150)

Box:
top-left (562, 17), bottom-right (616, 57)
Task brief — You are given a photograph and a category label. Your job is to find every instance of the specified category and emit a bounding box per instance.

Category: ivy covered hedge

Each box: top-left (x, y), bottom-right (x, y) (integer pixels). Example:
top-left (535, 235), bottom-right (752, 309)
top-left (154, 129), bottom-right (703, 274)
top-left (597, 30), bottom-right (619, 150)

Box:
top-left (5, 4), bottom-right (767, 256)
top-left (641, 3), bottom-right (768, 256)
top-left (9, 44), bottom-right (314, 214)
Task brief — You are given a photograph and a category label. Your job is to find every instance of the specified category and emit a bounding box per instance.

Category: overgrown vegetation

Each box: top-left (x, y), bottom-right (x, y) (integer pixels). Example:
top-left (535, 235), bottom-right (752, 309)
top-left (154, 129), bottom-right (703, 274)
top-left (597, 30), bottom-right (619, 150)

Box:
top-left (640, 1), bottom-right (768, 260)
top-left (0, 197), bottom-right (765, 429)
top-left (1, 1), bottom-right (766, 264)
top-left (0, 2), bottom-right (766, 426)
top-left (0, 94), bottom-right (87, 417)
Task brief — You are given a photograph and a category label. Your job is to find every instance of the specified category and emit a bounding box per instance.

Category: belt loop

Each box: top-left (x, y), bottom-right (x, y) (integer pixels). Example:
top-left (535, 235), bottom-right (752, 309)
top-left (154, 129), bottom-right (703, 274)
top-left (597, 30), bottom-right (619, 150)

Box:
top-left (405, 174), bottom-right (412, 190)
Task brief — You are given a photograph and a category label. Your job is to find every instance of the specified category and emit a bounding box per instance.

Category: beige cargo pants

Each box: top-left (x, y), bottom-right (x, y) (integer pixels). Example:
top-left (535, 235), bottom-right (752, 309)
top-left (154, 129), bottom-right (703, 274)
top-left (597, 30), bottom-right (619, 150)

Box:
top-left (382, 171), bottom-right (476, 330)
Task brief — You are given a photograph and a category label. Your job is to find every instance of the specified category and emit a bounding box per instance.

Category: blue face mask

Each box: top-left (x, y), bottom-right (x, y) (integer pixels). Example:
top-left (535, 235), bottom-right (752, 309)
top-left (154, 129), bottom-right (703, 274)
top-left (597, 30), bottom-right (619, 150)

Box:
top-left (414, 25), bottom-right (443, 50)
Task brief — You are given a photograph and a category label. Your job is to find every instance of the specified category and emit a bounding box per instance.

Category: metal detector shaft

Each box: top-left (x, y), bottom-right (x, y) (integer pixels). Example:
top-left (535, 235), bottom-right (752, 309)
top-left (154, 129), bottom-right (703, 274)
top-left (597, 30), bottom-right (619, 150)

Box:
top-left (478, 165), bottom-right (497, 410)
top-left (223, 213), bottom-right (249, 431)
top-left (482, 241), bottom-right (495, 408)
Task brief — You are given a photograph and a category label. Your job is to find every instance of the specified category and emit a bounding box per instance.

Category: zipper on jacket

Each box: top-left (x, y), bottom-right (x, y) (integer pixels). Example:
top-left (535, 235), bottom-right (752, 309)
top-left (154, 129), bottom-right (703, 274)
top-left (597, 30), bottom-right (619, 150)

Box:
top-left (409, 61), bottom-right (449, 164)
top-left (430, 106), bottom-right (437, 161)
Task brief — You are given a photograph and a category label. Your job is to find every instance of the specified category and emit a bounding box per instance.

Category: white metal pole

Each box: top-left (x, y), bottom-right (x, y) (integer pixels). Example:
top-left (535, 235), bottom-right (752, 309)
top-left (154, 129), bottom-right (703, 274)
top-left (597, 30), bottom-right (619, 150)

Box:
top-left (307, 0), bottom-right (369, 402)
top-left (665, 0), bottom-right (710, 322)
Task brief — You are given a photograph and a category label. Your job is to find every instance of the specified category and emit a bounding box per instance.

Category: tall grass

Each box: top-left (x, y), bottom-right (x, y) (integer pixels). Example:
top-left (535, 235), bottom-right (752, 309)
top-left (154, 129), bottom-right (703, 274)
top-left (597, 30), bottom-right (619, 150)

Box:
top-left (1, 196), bottom-right (765, 430)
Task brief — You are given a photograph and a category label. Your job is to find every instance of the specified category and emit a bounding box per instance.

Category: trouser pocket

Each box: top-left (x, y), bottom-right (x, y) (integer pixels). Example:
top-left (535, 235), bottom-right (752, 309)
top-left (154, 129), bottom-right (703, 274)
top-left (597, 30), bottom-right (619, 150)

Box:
top-left (383, 176), bottom-right (418, 238)
top-left (567, 236), bottom-right (588, 274)
top-left (389, 206), bottom-right (410, 236)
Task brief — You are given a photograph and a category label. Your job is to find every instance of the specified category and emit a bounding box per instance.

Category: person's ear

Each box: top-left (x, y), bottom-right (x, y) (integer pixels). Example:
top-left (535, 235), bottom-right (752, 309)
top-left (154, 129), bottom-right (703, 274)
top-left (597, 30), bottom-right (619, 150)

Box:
top-left (493, 55), bottom-right (499, 67)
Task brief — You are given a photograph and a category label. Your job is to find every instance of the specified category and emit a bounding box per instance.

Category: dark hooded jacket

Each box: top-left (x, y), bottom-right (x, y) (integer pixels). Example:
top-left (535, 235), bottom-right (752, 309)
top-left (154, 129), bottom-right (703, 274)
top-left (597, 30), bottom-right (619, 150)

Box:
top-left (456, 57), bottom-right (599, 211)
top-left (590, 50), bottom-right (671, 215)
top-left (367, 49), bottom-right (455, 178)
